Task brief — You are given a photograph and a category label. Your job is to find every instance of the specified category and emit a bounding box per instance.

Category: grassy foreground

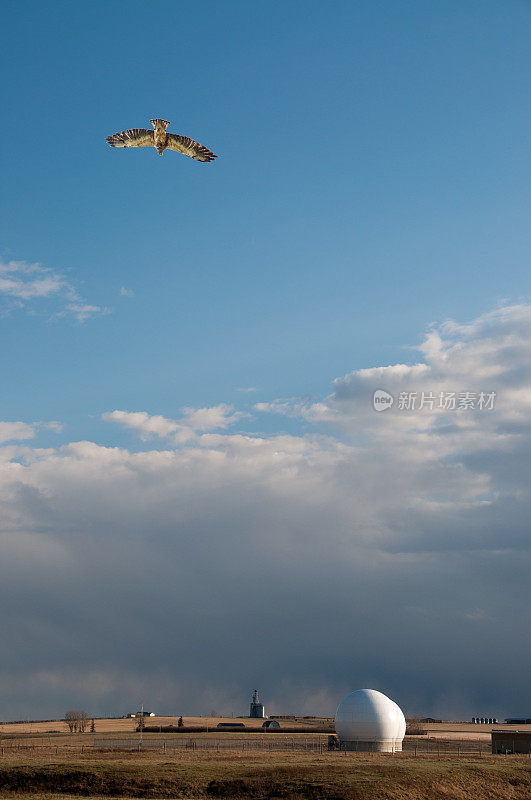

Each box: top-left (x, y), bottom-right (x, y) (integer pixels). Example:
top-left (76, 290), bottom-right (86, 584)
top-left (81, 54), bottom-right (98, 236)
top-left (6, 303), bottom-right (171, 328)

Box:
top-left (0, 748), bottom-right (530, 800)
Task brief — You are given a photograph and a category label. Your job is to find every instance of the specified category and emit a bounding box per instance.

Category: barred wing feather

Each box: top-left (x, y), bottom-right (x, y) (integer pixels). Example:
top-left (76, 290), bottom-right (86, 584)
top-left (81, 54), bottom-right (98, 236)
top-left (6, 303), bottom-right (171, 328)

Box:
top-left (166, 133), bottom-right (217, 162)
top-left (106, 128), bottom-right (154, 148)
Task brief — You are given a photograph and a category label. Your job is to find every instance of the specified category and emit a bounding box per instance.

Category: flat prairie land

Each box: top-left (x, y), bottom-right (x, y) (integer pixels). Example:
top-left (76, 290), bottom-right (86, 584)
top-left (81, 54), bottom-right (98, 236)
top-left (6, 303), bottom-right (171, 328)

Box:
top-left (422, 722), bottom-right (531, 740)
top-left (0, 743), bottom-right (530, 800)
top-left (2, 717), bottom-right (529, 740)
top-left (0, 717), bottom-right (330, 737)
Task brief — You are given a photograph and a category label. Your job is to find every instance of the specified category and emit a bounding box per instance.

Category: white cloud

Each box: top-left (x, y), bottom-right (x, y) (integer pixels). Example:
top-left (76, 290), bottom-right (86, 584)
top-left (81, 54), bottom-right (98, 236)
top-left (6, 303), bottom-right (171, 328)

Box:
top-left (103, 404), bottom-right (243, 444)
top-left (0, 422), bottom-right (35, 443)
top-left (0, 258), bottom-right (108, 322)
top-left (254, 399), bottom-right (306, 416)
top-left (0, 420), bottom-right (65, 445)
top-left (42, 421), bottom-right (64, 433)
top-left (181, 404), bottom-right (243, 431)
top-left (120, 287), bottom-right (135, 298)
top-left (0, 303), bottom-right (530, 719)
top-left (258, 304), bottom-right (531, 443)
top-left (0, 259), bottom-right (65, 300)
top-left (63, 303), bottom-right (110, 322)
top-left (102, 410), bottom-right (181, 440)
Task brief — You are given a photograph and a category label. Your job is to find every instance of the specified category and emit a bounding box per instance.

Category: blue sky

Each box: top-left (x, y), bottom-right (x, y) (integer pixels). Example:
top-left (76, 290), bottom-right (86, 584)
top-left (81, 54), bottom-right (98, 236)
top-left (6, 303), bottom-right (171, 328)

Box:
top-left (1, 1), bottom-right (530, 718)
top-left (3, 0), bottom-right (530, 444)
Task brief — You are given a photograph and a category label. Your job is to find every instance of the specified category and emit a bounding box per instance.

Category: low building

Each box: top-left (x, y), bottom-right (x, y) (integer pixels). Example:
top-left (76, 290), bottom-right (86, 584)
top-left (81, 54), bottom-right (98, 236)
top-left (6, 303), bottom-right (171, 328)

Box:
top-left (492, 730), bottom-right (531, 754)
top-left (262, 719), bottom-right (280, 729)
top-left (217, 722), bottom-right (245, 729)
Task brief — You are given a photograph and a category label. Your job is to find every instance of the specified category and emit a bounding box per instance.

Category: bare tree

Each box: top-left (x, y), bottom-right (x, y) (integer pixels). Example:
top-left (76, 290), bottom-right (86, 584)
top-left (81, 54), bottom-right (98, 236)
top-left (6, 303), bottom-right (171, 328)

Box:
top-left (90, 718), bottom-right (95, 733)
top-left (78, 711), bottom-right (90, 733)
top-left (405, 715), bottom-right (427, 735)
top-left (65, 710), bottom-right (90, 733)
top-left (178, 716), bottom-right (184, 728)
top-left (65, 711), bottom-right (77, 734)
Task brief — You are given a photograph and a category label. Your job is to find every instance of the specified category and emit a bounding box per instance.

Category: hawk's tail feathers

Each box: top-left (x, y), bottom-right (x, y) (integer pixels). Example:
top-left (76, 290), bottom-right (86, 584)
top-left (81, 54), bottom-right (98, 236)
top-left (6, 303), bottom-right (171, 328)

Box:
top-left (150, 118), bottom-right (170, 130)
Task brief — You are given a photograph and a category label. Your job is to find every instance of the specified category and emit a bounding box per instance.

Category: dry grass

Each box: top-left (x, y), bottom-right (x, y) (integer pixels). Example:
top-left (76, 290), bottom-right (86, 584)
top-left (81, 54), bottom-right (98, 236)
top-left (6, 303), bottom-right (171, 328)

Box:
top-left (422, 722), bottom-right (531, 740)
top-left (3, 717), bottom-right (530, 740)
top-left (0, 743), bottom-right (529, 799)
top-left (0, 717), bottom-right (331, 737)
top-left (1, 717), bottom-right (530, 799)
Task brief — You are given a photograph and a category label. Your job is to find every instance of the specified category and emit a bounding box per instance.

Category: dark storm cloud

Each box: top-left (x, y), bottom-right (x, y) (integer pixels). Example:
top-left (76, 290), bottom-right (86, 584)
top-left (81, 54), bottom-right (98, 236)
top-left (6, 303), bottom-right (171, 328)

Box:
top-left (0, 304), bottom-right (530, 721)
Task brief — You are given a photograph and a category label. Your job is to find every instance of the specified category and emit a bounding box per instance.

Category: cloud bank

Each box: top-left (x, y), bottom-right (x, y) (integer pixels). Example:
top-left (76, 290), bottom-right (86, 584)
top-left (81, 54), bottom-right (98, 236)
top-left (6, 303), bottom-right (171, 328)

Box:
top-left (0, 304), bottom-right (529, 720)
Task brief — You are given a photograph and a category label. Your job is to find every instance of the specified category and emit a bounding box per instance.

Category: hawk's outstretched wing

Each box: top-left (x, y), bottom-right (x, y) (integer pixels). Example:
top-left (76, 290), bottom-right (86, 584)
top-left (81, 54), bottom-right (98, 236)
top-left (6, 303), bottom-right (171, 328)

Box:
top-left (106, 128), bottom-right (154, 148)
top-left (166, 133), bottom-right (217, 162)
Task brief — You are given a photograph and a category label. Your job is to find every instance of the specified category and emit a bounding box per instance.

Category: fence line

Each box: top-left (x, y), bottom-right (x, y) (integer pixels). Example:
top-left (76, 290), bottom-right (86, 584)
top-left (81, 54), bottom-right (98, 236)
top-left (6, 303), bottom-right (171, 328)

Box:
top-left (403, 738), bottom-right (490, 756)
top-left (0, 736), bottom-right (495, 757)
top-left (92, 736), bottom-right (492, 755)
top-left (94, 736), bottom-right (326, 753)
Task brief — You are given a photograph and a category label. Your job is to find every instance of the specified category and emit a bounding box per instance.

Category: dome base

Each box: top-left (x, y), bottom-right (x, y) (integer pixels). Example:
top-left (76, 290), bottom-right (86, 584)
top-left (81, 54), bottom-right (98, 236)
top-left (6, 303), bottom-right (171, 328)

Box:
top-left (340, 740), bottom-right (403, 753)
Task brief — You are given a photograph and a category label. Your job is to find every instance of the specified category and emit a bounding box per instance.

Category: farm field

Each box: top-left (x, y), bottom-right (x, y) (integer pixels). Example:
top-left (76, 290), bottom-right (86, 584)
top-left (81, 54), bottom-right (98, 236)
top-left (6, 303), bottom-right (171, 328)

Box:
top-left (3, 716), bottom-right (531, 743)
top-left (0, 743), bottom-right (530, 800)
top-left (0, 716), bottom-right (331, 736)
top-left (421, 722), bottom-right (531, 740)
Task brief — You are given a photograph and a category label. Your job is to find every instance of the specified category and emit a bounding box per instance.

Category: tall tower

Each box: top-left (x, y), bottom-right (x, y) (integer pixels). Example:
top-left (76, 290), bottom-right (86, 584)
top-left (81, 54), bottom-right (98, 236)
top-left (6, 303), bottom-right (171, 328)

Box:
top-left (249, 689), bottom-right (265, 718)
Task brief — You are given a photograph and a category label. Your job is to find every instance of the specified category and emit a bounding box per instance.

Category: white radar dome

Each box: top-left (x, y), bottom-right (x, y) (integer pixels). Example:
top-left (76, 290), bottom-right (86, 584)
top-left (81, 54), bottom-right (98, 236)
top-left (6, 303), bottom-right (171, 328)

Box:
top-left (334, 688), bottom-right (406, 752)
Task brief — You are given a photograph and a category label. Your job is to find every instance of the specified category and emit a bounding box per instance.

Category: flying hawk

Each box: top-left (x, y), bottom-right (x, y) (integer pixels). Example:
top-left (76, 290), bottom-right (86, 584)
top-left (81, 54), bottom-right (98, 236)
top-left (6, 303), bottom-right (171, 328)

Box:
top-left (106, 119), bottom-right (218, 162)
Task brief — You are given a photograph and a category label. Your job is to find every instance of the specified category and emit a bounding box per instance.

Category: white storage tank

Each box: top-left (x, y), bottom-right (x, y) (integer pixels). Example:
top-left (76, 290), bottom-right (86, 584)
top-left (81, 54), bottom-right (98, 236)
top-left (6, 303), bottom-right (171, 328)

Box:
top-left (334, 688), bottom-right (406, 752)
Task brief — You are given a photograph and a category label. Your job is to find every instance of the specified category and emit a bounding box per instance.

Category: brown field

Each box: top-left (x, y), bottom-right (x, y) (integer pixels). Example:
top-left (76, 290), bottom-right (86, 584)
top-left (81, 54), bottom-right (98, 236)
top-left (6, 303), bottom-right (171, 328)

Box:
top-left (3, 716), bottom-right (530, 742)
top-left (0, 723), bottom-right (530, 800)
top-left (0, 717), bottom-right (330, 736)
top-left (422, 722), bottom-right (531, 741)
top-left (0, 743), bottom-right (529, 800)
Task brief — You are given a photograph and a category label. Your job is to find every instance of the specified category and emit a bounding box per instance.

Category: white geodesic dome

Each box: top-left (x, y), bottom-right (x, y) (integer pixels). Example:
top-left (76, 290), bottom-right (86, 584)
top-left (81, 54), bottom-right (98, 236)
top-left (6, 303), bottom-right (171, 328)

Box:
top-left (334, 688), bottom-right (406, 752)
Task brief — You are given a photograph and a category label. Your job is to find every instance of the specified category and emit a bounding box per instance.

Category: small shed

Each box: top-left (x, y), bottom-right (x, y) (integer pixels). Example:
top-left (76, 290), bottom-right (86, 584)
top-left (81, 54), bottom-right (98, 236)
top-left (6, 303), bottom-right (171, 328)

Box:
top-left (492, 730), bottom-right (531, 754)
top-left (262, 719), bottom-right (280, 729)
